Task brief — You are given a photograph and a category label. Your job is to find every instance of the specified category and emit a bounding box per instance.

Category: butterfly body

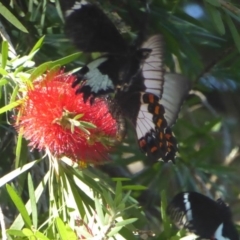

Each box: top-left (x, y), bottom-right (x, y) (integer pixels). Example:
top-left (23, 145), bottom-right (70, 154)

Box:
top-left (167, 192), bottom-right (239, 240)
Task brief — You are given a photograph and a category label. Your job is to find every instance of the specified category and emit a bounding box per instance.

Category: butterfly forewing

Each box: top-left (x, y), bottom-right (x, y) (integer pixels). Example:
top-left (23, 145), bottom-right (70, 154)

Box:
top-left (141, 35), bottom-right (165, 99)
top-left (61, 0), bottom-right (128, 53)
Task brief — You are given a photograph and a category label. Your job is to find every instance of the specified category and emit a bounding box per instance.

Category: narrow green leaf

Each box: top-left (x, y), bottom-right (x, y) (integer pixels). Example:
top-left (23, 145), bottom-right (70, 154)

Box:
top-left (62, 170), bottom-right (88, 219)
top-left (114, 181), bottom-right (122, 204)
top-left (55, 217), bottom-right (68, 239)
top-left (115, 218), bottom-right (138, 227)
top-left (55, 217), bottom-right (77, 240)
top-left (28, 53), bottom-right (81, 80)
top-left (51, 52), bottom-right (81, 66)
top-left (0, 160), bottom-right (40, 188)
top-left (10, 170), bottom-right (49, 230)
top-left (15, 128), bottom-right (23, 168)
top-left (114, 181), bottom-right (124, 208)
top-left (10, 84), bottom-right (19, 103)
top-left (30, 36), bottom-right (45, 54)
top-left (112, 178), bottom-right (131, 182)
top-left (207, 4), bottom-right (225, 35)
top-left (205, 0), bottom-right (220, 7)
top-left (95, 196), bottom-right (105, 225)
top-left (6, 229), bottom-right (26, 237)
top-left (30, 62), bottom-right (53, 80)
top-left (121, 191), bottom-right (132, 204)
top-left (107, 226), bottom-right (122, 237)
top-left (34, 231), bottom-right (50, 240)
top-left (0, 3), bottom-right (28, 32)
top-left (22, 228), bottom-right (33, 236)
top-left (1, 41), bottom-right (8, 69)
top-left (225, 13), bottom-right (240, 52)
top-left (6, 184), bottom-right (32, 228)
top-left (0, 68), bottom-right (8, 75)
top-left (0, 78), bottom-right (8, 86)
top-left (11, 52), bottom-right (37, 69)
top-left (0, 99), bottom-right (22, 114)
top-left (79, 121), bottom-right (96, 129)
top-left (161, 190), bottom-right (171, 235)
top-left (28, 173), bottom-right (38, 229)
top-left (122, 185), bottom-right (147, 190)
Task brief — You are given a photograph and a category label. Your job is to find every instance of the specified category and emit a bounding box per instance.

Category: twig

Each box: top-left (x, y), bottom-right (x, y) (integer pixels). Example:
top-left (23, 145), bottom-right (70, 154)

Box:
top-left (219, 0), bottom-right (240, 15)
top-left (194, 46), bottom-right (234, 84)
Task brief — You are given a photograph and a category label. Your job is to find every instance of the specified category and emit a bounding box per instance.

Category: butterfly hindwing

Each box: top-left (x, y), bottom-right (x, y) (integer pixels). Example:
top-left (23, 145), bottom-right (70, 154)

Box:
top-left (119, 35), bottom-right (189, 162)
top-left (137, 93), bottom-right (177, 162)
top-left (167, 192), bottom-right (239, 240)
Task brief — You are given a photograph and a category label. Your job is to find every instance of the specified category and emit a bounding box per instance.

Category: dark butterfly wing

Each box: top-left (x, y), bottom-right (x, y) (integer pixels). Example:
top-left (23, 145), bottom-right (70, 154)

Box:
top-left (118, 35), bottom-right (189, 162)
top-left (60, 0), bottom-right (128, 53)
top-left (215, 199), bottom-right (239, 240)
top-left (167, 192), bottom-right (235, 239)
top-left (220, 221), bottom-right (239, 240)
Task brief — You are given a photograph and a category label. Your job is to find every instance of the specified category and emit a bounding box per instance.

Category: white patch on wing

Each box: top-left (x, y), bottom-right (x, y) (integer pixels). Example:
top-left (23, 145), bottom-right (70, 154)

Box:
top-left (85, 57), bottom-right (114, 92)
top-left (183, 193), bottom-right (193, 222)
top-left (65, 0), bottom-right (89, 17)
top-left (214, 223), bottom-right (229, 240)
top-left (161, 73), bottom-right (190, 127)
top-left (141, 35), bottom-right (165, 99)
top-left (136, 104), bottom-right (154, 139)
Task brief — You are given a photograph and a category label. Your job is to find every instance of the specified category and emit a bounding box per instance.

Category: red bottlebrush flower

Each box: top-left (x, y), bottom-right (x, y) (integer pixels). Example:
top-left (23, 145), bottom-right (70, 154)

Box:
top-left (16, 70), bottom-right (118, 164)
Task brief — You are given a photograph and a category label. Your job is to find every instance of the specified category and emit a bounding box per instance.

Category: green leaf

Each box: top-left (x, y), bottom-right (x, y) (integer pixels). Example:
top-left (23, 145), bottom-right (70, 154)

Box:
top-left (15, 129), bottom-right (23, 168)
top-left (6, 229), bottom-right (26, 237)
top-left (30, 62), bottom-right (53, 80)
top-left (51, 52), bottom-right (82, 66)
top-left (34, 231), bottom-right (50, 240)
top-left (1, 41), bottom-right (8, 69)
top-left (10, 170), bottom-right (50, 230)
top-left (0, 68), bottom-right (8, 75)
top-left (0, 3), bottom-right (28, 33)
top-left (0, 99), bottom-right (22, 114)
top-left (11, 52), bottom-right (37, 69)
top-left (205, 0), bottom-right (220, 7)
top-left (122, 185), bottom-right (147, 190)
top-left (115, 218), bottom-right (138, 227)
top-left (6, 184), bottom-right (32, 228)
top-left (0, 78), bottom-right (8, 86)
top-left (107, 226), bottom-right (122, 237)
top-left (30, 36), bottom-right (45, 54)
top-left (161, 190), bottom-right (171, 236)
top-left (22, 228), bottom-right (33, 236)
top-left (28, 173), bottom-right (38, 229)
top-left (95, 196), bottom-right (105, 225)
top-left (114, 181), bottom-right (122, 206)
top-left (0, 160), bottom-right (40, 188)
top-left (207, 4), bottom-right (225, 35)
top-left (55, 217), bottom-right (77, 240)
top-left (225, 13), bottom-right (240, 52)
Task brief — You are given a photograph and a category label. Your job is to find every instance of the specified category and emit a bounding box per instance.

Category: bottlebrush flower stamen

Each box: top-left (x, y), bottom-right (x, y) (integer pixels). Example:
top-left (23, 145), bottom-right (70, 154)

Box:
top-left (16, 70), bottom-right (118, 164)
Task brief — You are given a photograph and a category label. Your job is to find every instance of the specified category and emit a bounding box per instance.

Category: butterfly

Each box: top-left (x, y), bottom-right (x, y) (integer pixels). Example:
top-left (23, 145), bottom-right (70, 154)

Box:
top-left (60, 0), bottom-right (190, 162)
top-left (167, 192), bottom-right (239, 240)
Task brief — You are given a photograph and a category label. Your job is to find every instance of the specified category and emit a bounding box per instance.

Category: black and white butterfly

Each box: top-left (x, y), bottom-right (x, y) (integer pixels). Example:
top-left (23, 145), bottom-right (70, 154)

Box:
top-left (60, 0), bottom-right (190, 162)
top-left (167, 192), bottom-right (239, 240)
